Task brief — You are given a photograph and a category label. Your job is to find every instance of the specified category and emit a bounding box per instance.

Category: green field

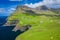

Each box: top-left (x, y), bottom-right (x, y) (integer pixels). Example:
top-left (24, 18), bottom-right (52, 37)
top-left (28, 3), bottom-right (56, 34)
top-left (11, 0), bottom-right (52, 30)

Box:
top-left (7, 11), bottom-right (60, 40)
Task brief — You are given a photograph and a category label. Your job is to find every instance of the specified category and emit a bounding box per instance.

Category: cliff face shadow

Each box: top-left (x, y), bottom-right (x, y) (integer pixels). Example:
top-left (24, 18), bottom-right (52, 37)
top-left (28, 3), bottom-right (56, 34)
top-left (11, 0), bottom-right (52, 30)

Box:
top-left (0, 16), bottom-right (24, 40)
top-left (0, 26), bottom-right (24, 40)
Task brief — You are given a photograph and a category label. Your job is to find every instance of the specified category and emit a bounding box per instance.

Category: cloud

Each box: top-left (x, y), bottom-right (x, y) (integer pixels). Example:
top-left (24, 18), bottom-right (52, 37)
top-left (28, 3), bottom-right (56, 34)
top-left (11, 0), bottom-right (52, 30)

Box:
top-left (0, 7), bottom-right (16, 13)
top-left (0, 8), bottom-right (6, 13)
top-left (25, 2), bottom-right (44, 8)
top-left (10, 8), bottom-right (16, 10)
top-left (8, 7), bottom-right (16, 13)
top-left (0, 8), bottom-right (7, 13)
top-left (9, 0), bottom-right (22, 1)
top-left (0, 7), bottom-right (16, 16)
top-left (25, 0), bottom-right (60, 8)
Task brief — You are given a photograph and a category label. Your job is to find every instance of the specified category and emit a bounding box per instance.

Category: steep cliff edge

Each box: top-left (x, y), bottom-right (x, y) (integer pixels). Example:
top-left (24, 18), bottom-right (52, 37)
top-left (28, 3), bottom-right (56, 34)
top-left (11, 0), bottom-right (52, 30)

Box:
top-left (5, 5), bottom-right (60, 40)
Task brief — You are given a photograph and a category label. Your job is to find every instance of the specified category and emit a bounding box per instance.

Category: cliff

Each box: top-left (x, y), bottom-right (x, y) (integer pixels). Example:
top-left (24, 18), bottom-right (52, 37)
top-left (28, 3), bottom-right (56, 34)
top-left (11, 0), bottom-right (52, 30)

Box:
top-left (5, 5), bottom-right (60, 40)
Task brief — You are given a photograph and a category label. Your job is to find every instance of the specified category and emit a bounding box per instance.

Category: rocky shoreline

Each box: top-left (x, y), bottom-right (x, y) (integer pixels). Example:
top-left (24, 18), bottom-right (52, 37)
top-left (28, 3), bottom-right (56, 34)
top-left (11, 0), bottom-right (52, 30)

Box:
top-left (3, 19), bottom-right (31, 32)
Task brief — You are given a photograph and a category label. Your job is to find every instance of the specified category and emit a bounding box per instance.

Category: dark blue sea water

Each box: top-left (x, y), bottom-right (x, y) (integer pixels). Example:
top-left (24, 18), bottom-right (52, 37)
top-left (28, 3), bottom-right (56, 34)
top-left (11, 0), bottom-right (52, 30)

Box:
top-left (0, 16), bottom-right (7, 26)
top-left (0, 16), bottom-right (22, 40)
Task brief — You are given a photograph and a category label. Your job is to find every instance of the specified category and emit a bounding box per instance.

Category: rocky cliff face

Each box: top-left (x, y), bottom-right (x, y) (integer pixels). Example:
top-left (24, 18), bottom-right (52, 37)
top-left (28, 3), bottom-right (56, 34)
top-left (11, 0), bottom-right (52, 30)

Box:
top-left (15, 5), bottom-right (34, 13)
top-left (15, 5), bottom-right (60, 14)
top-left (4, 5), bottom-right (60, 40)
top-left (5, 5), bottom-right (60, 32)
top-left (16, 5), bottom-right (49, 12)
top-left (35, 5), bottom-right (49, 11)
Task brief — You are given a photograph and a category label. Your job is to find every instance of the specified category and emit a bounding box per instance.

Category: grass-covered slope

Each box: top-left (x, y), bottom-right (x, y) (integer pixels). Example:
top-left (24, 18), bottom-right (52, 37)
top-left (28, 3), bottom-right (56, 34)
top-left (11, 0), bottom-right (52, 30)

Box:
top-left (7, 6), bottom-right (60, 40)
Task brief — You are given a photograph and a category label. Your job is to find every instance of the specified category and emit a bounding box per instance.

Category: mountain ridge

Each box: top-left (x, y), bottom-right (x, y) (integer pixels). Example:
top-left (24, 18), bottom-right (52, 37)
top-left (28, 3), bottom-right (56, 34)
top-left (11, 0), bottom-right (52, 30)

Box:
top-left (16, 5), bottom-right (60, 11)
top-left (5, 5), bottom-right (60, 40)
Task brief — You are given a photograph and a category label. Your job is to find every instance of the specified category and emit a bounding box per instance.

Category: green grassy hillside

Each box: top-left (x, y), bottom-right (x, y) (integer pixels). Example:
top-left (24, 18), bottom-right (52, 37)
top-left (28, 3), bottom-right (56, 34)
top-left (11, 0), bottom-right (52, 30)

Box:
top-left (7, 8), bottom-right (60, 40)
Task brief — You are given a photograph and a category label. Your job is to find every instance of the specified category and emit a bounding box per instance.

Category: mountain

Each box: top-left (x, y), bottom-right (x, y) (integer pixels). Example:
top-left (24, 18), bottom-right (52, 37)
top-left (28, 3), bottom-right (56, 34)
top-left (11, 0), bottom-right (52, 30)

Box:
top-left (16, 5), bottom-right (60, 15)
top-left (6, 5), bottom-right (60, 40)
top-left (16, 5), bottom-right (50, 12)
top-left (35, 5), bottom-right (49, 11)
top-left (15, 5), bottom-right (34, 13)
top-left (50, 8), bottom-right (60, 14)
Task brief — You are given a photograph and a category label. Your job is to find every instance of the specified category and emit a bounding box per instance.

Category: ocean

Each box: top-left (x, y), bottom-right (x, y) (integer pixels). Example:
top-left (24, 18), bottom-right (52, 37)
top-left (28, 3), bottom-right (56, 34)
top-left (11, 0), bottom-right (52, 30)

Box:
top-left (0, 15), bottom-right (22, 40)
